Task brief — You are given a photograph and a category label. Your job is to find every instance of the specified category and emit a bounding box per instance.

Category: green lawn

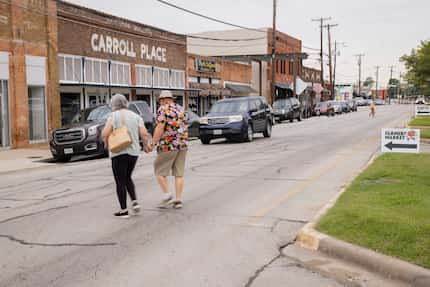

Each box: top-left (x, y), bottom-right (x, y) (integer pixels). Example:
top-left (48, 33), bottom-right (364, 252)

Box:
top-left (317, 153), bottom-right (430, 269)
top-left (409, 116), bottom-right (430, 127)
top-left (421, 129), bottom-right (430, 139)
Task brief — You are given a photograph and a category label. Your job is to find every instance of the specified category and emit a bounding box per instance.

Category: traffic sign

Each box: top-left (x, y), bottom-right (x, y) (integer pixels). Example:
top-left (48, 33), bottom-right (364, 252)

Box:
top-left (415, 106), bottom-right (430, 116)
top-left (381, 128), bottom-right (420, 153)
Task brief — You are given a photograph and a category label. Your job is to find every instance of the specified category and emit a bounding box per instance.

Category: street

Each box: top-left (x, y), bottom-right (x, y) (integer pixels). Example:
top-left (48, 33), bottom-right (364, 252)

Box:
top-left (0, 105), bottom-right (414, 287)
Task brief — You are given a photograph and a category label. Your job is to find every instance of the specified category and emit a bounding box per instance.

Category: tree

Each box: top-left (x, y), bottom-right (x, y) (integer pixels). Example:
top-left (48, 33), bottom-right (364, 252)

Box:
top-left (388, 78), bottom-right (400, 98)
top-left (400, 40), bottom-right (430, 95)
top-left (363, 77), bottom-right (375, 88)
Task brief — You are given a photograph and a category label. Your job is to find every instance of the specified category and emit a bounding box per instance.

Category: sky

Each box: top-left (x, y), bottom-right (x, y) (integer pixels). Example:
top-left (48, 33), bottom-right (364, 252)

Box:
top-left (68, 0), bottom-right (429, 88)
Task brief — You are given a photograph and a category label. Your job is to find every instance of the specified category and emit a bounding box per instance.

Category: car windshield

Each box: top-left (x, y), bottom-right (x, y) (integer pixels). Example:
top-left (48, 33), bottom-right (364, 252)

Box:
top-left (86, 106), bottom-right (111, 122)
top-left (273, 99), bottom-right (291, 108)
top-left (210, 101), bottom-right (249, 113)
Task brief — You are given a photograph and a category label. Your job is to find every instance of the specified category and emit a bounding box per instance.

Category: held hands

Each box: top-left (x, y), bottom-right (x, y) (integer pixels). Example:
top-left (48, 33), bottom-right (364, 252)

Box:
top-left (143, 144), bottom-right (153, 153)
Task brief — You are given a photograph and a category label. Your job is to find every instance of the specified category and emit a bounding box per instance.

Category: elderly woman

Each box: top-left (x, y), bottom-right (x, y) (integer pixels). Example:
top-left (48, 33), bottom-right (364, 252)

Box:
top-left (102, 94), bottom-right (151, 218)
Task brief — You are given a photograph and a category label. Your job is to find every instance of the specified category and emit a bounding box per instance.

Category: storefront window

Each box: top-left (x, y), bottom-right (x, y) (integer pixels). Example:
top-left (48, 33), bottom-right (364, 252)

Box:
top-left (84, 58), bottom-right (109, 85)
top-left (153, 67), bottom-right (169, 88)
top-left (111, 62), bottom-right (131, 86)
top-left (28, 86), bottom-right (47, 141)
top-left (136, 65), bottom-right (153, 87)
top-left (200, 77), bottom-right (210, 84)
top-left (136, 94), bottom-right (151, 106)
top-left (0, 80), bottom-right (10, 147)
top-left (170, 70), bottom-right (185, 89)
top-left (60, 93), bottom-right (81, 126)
top-left (59, 54), bottom-right (82, 83)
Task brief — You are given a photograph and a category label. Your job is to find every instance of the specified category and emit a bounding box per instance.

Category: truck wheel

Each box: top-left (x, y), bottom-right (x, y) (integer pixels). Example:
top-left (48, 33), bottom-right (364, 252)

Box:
top-left (200, 137), bottom-right (211, 145)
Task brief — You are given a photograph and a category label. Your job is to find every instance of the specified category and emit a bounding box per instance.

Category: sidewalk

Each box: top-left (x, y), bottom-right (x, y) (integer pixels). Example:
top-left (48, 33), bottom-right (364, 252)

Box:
top-left (0, 148), bottom-right (55, 174)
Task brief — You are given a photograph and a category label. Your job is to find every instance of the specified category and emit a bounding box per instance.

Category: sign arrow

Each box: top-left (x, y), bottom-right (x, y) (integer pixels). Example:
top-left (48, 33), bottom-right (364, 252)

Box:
top-left (385, 141), bottom-right (417, 150)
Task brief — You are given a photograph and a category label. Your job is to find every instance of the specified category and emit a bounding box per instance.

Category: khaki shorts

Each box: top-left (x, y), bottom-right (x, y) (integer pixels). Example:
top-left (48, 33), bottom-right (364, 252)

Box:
top-left (154, 149), bottom-right (187, 177)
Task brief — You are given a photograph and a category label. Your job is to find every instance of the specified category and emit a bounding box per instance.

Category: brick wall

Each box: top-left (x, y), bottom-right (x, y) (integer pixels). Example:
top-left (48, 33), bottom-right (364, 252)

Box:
top-left (0, 0), bottom-right (59, 148)
top-left (187, 54), bottom-right (251, 85)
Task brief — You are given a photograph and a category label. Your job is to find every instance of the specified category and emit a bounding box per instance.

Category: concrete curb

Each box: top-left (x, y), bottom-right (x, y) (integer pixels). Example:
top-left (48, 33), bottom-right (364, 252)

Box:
top-left (296, 153), bottom-right (430, 287)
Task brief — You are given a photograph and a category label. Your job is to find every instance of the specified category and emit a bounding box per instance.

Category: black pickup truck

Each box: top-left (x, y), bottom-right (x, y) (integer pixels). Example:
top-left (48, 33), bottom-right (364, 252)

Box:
top-left (50, 101), bottom-right (154, 162)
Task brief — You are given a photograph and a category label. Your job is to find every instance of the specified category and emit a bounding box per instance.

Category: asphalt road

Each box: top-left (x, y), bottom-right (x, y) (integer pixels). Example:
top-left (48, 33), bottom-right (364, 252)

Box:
top-left (0, 105), bottom-right (414, 287)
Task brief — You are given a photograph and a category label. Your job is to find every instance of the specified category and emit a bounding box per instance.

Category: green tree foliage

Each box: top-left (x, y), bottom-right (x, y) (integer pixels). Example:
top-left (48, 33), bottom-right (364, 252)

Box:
top-left (401, 40), bottom-right (430, 95)
top-left (363, 77), bottom-right (375, 88)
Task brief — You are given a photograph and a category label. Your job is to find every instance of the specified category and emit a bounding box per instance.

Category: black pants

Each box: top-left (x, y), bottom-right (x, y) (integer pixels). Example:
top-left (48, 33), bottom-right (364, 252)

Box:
top-left (111, 154), bottom-right (138, 210)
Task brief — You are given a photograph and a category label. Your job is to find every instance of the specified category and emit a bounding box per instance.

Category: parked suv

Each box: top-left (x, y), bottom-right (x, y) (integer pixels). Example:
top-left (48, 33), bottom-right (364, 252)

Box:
top-left (272, 97), bottom-right (302, 122)
top-left (50, 101), bottom-right (155, 162)
top-left (199, 96), bottom-right (273, 144)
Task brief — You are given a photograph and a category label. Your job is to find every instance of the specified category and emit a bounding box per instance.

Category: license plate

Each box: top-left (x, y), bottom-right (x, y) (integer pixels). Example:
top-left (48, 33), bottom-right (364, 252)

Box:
top-left (64, 148), bottom-right (73, 155)
top-left (213, 130), bottom-right (222, 135)
top-left (275, 116), bottom-right (280, 120)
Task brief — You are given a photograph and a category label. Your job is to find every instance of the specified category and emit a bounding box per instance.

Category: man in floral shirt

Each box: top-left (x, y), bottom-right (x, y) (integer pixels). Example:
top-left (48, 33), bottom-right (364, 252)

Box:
top-left (152, 90), bottom-right (188, 209)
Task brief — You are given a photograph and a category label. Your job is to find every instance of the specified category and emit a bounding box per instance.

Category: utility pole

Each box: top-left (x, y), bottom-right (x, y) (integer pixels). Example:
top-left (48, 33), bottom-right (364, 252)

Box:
top-left (324, 23), bottom-right (338, 99)
top-left (375, 66), bottom-right (380, 100)
top-left (312, 17), bottom-right (331, 88)
top-left (355, 54), bottom-right (365, 96)
top-left (333, 41), bottom-right (346, 99)
top-left (271, 0), bottom-right (277, 104)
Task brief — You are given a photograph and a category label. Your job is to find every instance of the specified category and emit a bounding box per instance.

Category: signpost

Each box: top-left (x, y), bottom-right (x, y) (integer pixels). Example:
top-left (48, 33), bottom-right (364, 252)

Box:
top-left (415, 105), bottom-right (430, 116)
top-left (381, 128), bottom-right (420, 153)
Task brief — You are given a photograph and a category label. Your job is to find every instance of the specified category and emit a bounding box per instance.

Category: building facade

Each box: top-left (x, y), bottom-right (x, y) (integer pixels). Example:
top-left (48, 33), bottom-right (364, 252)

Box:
top-left (187, 54), bottom-right (253, 115)
top-left (0, 0), bottom-right (59, 149)
top-left (57, 1), bottom-right (189, 126)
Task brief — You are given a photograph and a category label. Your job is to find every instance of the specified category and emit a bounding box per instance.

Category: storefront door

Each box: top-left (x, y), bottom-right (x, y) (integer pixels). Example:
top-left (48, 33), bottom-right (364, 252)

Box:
top-left (0, 80), bottom-right (10, 147)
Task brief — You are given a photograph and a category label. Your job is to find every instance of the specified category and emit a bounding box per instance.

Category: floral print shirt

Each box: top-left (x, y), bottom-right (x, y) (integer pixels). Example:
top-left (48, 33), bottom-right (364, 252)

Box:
top-left (156, 102), bottom-right (188, 152)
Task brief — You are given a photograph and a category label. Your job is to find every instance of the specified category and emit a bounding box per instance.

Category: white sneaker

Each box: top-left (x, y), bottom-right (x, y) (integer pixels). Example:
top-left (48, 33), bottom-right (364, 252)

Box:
top-left (157, 196), bottom-right (173, 209)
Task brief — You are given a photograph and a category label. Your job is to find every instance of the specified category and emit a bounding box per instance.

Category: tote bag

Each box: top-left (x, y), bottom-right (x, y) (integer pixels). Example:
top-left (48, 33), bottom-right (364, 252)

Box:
top-left (108, 111), bottom-right (132, 153)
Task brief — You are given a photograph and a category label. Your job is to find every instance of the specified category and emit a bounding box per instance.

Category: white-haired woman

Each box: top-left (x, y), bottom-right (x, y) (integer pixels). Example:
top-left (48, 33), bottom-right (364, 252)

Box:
top-left (102, 94), bottom-right (151, 218)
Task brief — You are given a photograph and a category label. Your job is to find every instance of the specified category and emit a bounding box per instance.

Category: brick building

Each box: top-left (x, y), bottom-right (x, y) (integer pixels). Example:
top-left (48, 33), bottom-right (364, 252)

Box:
top-left (0, 0), bottom-right (59, 149)
top-left (187, 54), bottom-right (253, 115)
top-left (57, 1), bottom-right (190, 126)
top-left (187, 28), bottom-right (309, 104)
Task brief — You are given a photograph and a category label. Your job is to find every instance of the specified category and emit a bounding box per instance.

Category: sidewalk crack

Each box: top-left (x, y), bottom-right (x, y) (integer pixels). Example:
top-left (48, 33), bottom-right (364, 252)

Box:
top-left (244, 240), bottom-right (296, 287)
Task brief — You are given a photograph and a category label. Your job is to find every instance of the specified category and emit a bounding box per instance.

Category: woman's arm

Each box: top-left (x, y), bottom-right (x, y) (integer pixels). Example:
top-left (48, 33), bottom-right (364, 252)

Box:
top-left (101, 117), bottom-right (113, 145)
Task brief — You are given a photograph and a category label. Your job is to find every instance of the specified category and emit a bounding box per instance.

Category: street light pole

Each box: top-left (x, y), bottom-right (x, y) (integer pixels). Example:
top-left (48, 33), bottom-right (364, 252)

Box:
top-left (375, 66), bottom-right (380, 100)
top-left (271, 0), bottom-right (277, 104)
top-left (333, 41), bottom-right (346, 100)
top-left (355, 54), bottom-right (364, 96)
top-left (388, 65), bottom-right (395, 104)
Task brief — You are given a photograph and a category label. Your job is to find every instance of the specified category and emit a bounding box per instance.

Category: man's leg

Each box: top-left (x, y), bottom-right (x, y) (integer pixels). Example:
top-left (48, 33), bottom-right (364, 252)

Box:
top-left (157, 175), bottom-right (169, 194)
top-left (174, 176), bottom-right (184, 201)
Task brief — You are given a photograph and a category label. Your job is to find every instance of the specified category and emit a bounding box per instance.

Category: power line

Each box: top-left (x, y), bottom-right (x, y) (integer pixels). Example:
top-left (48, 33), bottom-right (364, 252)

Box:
top-left (187, 35), bottom-right (266, 42)
top-left (156, 0), bottom-right (266, 33)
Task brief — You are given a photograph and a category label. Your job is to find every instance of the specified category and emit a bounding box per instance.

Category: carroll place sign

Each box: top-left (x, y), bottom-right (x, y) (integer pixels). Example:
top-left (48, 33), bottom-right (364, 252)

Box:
top-left (90, 33), bottom-right (167, 63)
top-left (381, 128), bottom-right (420, 153)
